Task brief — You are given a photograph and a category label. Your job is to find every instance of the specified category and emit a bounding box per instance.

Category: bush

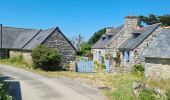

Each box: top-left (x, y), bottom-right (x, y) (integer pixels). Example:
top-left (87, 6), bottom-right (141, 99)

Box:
top-left (0, 81), bottom-right (12, 100)
top-left (31, 45), bottom-right (61, 71)
top-left (139, 89), bottom-right (156, 100)
top-left (132, 64), bottom-right (145, 74)
top-left (167, 90), bottom-right (170, 100)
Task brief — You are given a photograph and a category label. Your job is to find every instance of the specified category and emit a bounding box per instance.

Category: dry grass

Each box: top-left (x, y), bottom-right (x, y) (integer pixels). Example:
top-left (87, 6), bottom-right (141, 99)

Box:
top-left (1, 59), bottom-right (170, 100)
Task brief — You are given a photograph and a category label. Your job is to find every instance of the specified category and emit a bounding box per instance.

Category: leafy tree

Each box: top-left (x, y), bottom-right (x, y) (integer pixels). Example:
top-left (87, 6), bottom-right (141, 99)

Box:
top-left (138, 14), bottom-right (170, 26)
top-left (81, 43), bottom-right (92, 57)
top-left (159, 14), bottom-right (170, 26)
top-left (32, 45), bottom-right (61, 71)
top-left (88, 28), bottom-right (106, 45)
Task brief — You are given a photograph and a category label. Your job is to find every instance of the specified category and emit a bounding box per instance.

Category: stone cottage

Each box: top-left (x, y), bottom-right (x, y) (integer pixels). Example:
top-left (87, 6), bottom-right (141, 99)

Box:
top-left (91, 16), bottom-right (163, 70)
top-left (91, 25), bottom-right (124, 62)
top-left (0, 24), bottom-right (76, 65)
top-left (144, 28), bottom-right (170, 79)
top-left (119, 23), bottom-right (161, 67)
top-left (92, 16), bottom-right (142, 67)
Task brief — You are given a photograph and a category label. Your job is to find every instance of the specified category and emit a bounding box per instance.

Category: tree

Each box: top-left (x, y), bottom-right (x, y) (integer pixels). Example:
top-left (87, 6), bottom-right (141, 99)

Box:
top-left (159, 14), bottom-right (170, 26)
top-left (88, 28), bottom-right (106, 45)
top-left (138, 14), bottom-right (170, 26)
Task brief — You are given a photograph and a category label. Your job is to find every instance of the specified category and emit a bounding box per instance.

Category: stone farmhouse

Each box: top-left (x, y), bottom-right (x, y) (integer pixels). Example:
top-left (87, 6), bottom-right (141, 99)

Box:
top-left (91, 16), bottom-right (169, 72)
top-left (0, 24), bottom-right (76, 65)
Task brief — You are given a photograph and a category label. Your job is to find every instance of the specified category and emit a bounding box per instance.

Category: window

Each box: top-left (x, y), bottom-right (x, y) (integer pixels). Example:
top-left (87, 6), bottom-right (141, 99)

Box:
top-left (108, 35), bottom-right (112, 39)
top-left (133, 33), bottom-right (141, 39)
top-left (102, 37), bottom-right (105, 40)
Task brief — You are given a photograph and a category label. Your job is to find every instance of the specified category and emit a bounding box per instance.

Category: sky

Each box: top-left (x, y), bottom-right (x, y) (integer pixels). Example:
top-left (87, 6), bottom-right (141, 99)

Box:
top-left (0, 0), bottom-right (170, 41)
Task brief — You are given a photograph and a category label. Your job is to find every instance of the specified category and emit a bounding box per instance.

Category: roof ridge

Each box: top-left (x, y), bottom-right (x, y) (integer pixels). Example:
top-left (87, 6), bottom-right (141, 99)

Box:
top-left (42, 27), bottom-right (57, 31)
top-left (21, 29), bottom-right (42, 49)
top-left (2, 25), bottom-right (39, 30)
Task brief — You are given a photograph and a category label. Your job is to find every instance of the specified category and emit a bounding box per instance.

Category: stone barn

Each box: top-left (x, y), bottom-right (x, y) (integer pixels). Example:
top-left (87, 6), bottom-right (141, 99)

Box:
top-left (0, 24), bottom-right (76, 66)
top-left (144, 28), bottom-right (170, 79)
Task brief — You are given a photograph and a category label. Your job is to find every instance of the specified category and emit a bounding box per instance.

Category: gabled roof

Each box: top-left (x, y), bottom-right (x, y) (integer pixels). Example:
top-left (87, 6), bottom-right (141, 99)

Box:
top-left (119, 24), bottom-right (160, 50)
top-left (0, 25), bottom-right (75, 51)
top-left (1, 26), bottom-right (40, 49)
top-left (92, 25), bottom-right (124, 49)
top-left (144, 29), bottom-right (170, 59)
top-left (22, 28), bottom-right (56, 50)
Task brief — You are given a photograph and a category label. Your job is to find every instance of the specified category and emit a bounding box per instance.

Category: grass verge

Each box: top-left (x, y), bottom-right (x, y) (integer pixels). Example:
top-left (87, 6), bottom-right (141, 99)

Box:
top-left (1, 59), bottom-right (170, 100)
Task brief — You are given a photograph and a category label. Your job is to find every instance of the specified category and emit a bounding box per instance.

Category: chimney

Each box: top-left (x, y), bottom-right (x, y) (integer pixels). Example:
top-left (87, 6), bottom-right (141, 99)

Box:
top-left (124, 16), bottom-right (139, 38)
top-left (0, 24), bottom-right (2, 48)
top-left (106, 27), bottom-right (113, 34)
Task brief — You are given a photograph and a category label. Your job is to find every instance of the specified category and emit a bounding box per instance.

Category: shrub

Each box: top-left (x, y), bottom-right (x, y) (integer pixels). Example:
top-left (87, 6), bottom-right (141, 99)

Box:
top-left (0, 81), bottom-right (12, 100)
top-left (132, 64), bottom-right (145, 74)
top-left (31, 45), bottom-right (61, 71)
top-left (167, 90), bottom-right (170, 100)
top-left (115, 52), bottom-right (121, 67)
top-left (139, 89), bottom-right (156, 100)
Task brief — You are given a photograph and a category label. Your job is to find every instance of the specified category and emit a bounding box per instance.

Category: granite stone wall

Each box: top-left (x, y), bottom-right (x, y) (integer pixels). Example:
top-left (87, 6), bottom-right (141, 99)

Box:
top-left (145, 58), bottom-right (170, 79)
top-left (42, 30), bottom-right (76, 65)
top-left (9, 50), bottom-right (32, 63)
top-left (92, 49), bottom-right (106, 62)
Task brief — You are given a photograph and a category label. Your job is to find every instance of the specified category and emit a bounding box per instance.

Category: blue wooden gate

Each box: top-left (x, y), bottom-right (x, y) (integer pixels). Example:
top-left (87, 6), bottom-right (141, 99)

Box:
top-left (77, 61), bottom-right (94, 73)
top-left (105, 59), bottom-right (110, 73)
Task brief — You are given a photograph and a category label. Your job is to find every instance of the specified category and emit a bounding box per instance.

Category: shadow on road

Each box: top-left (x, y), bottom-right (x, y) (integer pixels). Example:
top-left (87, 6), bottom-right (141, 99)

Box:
top-left (0, 75), bottom-right (22, 100)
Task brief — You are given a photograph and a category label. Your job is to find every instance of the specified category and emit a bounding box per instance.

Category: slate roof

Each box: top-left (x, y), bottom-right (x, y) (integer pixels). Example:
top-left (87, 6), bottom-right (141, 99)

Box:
top-left (22, 28), bottom-right (56, 50)
top-left (119, 24), bottom-right (160, 50)
top-left (92, 25), bottom-right (124, 49)
top-left (144, 29), bottom-right (170, 58)
top-left (0, 25), bottom-right (75, 51)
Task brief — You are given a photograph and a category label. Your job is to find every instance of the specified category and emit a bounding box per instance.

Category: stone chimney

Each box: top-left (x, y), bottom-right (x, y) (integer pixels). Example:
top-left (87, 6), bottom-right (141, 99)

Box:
top-left (106, 27), bottom-right (113, 34)
top-left (124, 16), bottom-right (139, 38)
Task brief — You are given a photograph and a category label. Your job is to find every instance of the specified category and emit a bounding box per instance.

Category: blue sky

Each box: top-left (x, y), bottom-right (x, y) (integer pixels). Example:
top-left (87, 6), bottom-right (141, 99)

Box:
top-left (0, 0), bottom-right (170, 41)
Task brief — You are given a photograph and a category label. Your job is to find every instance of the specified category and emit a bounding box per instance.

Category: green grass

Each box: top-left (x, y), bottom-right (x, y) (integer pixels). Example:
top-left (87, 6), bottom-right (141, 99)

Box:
top-left (1, 58), bottom-right (170, 100)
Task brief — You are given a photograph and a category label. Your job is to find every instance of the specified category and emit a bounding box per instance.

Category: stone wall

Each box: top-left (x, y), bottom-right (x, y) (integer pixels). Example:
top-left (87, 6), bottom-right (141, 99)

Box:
top-left (91, 49), bottom-right (106, 62)
top-left (145, 58), bottom-right (170, 79)
top-left (42, 30), bottom-right (76, 65)
top-left (9, 50), bottom-right (32, 63)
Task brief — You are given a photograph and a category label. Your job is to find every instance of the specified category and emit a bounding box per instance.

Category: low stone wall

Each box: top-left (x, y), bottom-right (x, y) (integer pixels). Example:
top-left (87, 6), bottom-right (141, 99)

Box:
top-left (9, 50), bottom-right (32, 63)
top-left (145, 58), bottom-right (170, 79)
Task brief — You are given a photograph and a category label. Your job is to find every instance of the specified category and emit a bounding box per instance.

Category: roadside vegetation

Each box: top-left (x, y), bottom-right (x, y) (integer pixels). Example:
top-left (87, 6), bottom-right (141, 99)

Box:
top-left (1, 57), bottom-right (170, 100)
top-left (0, 79), bottom-right (12, 100)
top-left (32, 45), bottom-right (61, 71)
